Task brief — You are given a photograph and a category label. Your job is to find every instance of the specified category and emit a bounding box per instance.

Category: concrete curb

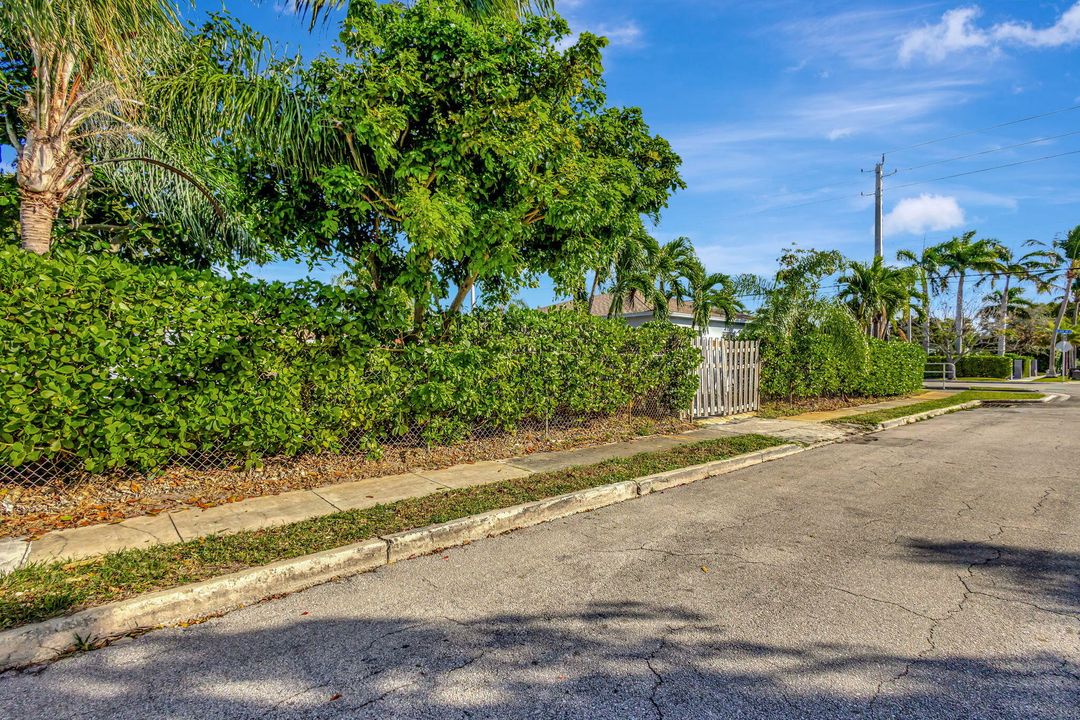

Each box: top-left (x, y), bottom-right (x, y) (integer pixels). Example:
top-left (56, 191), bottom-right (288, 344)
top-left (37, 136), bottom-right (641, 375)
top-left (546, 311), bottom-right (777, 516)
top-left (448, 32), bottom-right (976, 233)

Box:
top-left (0, 537), bottom-right (389, 669)
top-left (385, 481), bottom-right (641, 563)
top-left (0, 443), bottom-right (807, 670)
top-left (635, 444), bottom-right (802, 494)
top-left (872, 400), bottom-right (983, 430)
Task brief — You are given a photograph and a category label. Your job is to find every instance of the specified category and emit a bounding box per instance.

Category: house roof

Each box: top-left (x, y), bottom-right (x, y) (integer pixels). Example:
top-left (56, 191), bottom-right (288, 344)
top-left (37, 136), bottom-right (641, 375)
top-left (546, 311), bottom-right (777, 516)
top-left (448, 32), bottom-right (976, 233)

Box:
top-left (545, 292), bottom-right (753, 323)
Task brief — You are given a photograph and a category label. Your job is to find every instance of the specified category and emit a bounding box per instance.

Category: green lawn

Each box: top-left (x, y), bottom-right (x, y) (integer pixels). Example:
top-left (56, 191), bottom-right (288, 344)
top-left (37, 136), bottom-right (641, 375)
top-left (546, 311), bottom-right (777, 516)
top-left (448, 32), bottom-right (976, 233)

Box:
top-left (0, 433), bottom-right (786, 631)
top-left (1030, 376), bottom-right (1073, 383)
top-left (830, 391), bottom-right (1045, 427)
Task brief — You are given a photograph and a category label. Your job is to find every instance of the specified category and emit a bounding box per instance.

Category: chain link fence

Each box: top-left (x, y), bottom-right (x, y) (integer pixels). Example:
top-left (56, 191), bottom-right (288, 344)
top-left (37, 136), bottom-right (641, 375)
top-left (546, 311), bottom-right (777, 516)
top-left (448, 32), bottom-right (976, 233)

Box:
top-left (1, 367), bottom-right (689, 537)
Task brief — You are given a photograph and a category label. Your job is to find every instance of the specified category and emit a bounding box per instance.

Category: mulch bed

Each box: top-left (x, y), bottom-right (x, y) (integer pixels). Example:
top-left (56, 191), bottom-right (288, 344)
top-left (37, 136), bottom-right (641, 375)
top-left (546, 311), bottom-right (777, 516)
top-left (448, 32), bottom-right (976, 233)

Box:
top-left (0, 415), bottom-right (691, 540)
top-left (756, 393), bottom-right (925, 418)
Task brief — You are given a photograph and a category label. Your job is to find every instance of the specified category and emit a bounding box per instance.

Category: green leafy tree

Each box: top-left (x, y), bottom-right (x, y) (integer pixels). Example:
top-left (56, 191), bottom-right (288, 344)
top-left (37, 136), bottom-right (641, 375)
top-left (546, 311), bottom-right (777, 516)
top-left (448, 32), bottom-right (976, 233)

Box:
top-left (985, 244), bottom-right (1056, 355)
top-left (296, 0), bottom-right (554, 24)
top-left (233, 2), bottom-right (681, 335)
top-left (606, 235), bottom-right (699, 321)
top-left (742, 248), bottom-right (868, 400)
top-left (931, 232), bottom-right (1007, 356)
top-left (979, 287), bottom-right (1034, 323)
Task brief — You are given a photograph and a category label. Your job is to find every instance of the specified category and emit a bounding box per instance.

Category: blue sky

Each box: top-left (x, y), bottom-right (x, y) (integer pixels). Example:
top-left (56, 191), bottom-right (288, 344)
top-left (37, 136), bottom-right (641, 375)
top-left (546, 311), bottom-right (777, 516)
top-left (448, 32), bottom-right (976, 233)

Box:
top-left (198, 2), bottom-right (1080, 304)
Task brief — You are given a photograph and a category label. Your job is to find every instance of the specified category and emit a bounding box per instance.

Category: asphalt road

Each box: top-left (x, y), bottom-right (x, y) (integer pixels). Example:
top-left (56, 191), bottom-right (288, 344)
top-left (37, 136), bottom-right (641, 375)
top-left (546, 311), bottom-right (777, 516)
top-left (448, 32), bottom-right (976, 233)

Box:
top-left (2, 393), bottom-right (1078, 719)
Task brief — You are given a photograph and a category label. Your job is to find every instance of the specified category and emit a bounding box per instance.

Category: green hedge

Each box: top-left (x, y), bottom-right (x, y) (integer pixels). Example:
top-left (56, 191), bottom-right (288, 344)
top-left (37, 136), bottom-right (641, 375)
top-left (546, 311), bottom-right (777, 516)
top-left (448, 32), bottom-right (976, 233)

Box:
top-left (1004, 353), bottom-right (1034, 378)
top-left (925, 353), bottom-right (1035, 379)
top-left (956, 354), bottom-right (1012, 379)
top-left (855, 339), bottom-right (928, 396)
top-left (0, 249), bottom-right (699, 472)
top-left (758, 333), bottom-right (925, 400)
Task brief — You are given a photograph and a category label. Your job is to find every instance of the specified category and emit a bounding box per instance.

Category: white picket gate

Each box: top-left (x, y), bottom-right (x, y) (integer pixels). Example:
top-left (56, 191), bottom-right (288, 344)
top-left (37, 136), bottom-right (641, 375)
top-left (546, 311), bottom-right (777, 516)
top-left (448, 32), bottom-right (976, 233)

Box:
top-left (692, 337), bottom-right (760, 418)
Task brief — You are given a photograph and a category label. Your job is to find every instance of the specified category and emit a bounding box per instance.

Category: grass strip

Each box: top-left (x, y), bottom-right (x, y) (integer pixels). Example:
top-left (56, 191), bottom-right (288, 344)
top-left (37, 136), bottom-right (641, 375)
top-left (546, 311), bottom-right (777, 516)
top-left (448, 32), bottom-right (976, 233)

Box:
top-left (0, 433), bottom-right (786, 631)
top-left (829, 390), bottom-right (1045, 427)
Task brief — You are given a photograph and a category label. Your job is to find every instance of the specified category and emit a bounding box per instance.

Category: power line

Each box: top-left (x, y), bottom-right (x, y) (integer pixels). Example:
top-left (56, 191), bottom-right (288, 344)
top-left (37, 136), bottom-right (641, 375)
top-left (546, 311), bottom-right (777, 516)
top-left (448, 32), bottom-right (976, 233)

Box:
top-left (883, 103), bottom-right (1080, 155)
top-left (888, 148), bottom-right (1080, 191)
top-left (894, 129), bottom-right (1080, 173)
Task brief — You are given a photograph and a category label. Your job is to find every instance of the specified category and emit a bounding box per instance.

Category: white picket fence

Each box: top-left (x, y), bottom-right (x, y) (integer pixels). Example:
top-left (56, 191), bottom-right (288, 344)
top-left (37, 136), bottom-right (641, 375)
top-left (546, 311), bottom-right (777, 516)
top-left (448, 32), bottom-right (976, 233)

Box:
top-left (692, 337), bottom-right (760, 418)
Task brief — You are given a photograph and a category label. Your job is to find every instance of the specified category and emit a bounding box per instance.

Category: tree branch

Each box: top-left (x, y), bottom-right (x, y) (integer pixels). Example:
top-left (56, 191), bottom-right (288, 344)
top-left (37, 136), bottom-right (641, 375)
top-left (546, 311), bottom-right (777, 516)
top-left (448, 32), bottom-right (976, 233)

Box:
top-left (91, 156), bottom-right (226, 222)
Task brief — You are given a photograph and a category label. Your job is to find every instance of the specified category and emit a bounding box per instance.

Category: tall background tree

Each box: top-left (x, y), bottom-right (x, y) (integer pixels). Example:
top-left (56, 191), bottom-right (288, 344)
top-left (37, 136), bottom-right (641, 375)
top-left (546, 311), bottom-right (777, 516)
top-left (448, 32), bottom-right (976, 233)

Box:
top-left (1043, 225), bottom-right (1080, 375)
top-left (896, 245), bottom-right (940, 352)
top-left (930, 232), bottom-right (1006, 357)
top-left (986, 244), bottom-right (1055, 355)
top-left (683, 260), bottom-right (743, 334)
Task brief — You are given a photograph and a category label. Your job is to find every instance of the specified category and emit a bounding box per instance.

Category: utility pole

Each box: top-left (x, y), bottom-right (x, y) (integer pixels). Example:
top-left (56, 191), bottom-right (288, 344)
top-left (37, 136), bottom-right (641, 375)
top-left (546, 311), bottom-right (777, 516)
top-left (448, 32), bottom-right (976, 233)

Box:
top-left (863, 154), bottom-right (896, 259)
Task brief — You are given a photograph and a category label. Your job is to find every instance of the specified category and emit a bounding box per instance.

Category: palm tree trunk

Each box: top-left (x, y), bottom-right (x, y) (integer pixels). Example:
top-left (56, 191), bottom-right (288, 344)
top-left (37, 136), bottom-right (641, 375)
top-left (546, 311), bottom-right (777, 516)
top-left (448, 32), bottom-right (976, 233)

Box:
top-left (921, 279), bottom-right (930, 352)
top-left (954, 272), bottom-right (966, 356)
top-left (586, 272), bottom-right (600, 315)
top-left (18, 195), bottom-right (55, 254)
top-left (997, 276), bottom-right (1010, 356)
top-left (1049, 271), bottom-right (1073, 376)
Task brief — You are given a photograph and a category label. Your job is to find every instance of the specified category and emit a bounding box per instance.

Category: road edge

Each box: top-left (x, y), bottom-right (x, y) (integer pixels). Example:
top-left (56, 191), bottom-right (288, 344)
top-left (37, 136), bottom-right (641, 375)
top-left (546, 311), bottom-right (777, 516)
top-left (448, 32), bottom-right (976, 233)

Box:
top-left (0, 443), bottom-right (801, 670)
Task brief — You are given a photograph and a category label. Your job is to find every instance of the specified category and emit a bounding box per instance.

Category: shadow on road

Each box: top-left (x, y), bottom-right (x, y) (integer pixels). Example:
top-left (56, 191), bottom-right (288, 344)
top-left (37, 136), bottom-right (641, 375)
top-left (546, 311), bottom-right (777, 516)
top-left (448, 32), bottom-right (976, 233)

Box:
top-left (905, 539), bottom-right (1080, 615)
top-left (5, 600), bottom-right (1077, 719)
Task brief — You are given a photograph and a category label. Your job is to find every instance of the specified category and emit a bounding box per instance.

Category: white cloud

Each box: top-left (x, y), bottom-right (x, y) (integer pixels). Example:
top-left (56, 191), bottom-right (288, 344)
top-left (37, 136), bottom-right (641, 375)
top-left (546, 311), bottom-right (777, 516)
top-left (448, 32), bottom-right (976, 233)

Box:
top-left (273, 0), bottom-right (300, 15)
top-left (900, 3), bottom-right (1080, 64)
top-left (555, 20), bottom-right (643, 52)
top-left (827, 127), bottom-right (854, 141)
top-left (883, 194), bottom-right (966, 235)
top-left (593, 21), bottom-right (643, 48)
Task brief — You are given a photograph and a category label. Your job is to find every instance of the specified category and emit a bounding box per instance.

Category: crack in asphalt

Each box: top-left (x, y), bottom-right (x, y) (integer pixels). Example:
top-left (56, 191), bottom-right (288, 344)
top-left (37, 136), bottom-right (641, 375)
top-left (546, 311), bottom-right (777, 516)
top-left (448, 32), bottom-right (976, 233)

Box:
top-left (957, 578), bottom-right (1080, 622)
top-left (1032, 487), bottom-right (1055, 517)
top-left (641, 624), bottom-right (693, 720)
top-left (868, 521), bottom-right (1011, 713)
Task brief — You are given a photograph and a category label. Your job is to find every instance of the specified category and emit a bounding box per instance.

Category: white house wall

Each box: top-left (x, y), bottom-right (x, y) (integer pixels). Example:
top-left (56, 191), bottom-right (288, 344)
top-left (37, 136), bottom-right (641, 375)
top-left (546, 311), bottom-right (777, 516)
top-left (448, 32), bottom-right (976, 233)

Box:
top-left (622, 314), bottom-right (746, 338)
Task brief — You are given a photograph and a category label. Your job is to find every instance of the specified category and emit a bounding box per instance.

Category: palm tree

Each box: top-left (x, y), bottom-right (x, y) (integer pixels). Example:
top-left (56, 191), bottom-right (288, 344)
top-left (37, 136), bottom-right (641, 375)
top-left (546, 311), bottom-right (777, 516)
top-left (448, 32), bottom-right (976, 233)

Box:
top-left (986, 244), bottom-right (1057, 355)
top-left (931, 232), bottom-right (1007, 356)
top-left (1, 0), bottom-right (172, 251)
top-left (836, 257), bottom-right (911, 340)
top-left (607, 235), bottom-right (698, 321)
top-left (1044, 225), bottom-right (1080, 375)
top-left (980, 287), bottom-right (1034, 323)
top-left (896, 245), bottom-right (941, 351)
top-left (653, 236), bottom-right (698, 303)
top-left (0, 0), bottom-right (300, 255)
top-left (683, 260), bottom-right (744, 334)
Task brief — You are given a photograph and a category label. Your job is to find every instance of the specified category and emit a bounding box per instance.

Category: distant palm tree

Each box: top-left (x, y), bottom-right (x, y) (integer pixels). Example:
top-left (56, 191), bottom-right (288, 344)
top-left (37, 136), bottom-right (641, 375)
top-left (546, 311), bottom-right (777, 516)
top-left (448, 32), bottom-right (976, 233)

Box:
top-left (608, 235), bottom-right (699, 321)
top-left (896, 245), bottom-right (941, 351)
top-left (980, 287), bottom-right (1034, 322)
top-left (683, 260), bottom-right (744, 334)
top-left (1042, 225), bottom-right (1080, 375)
top-left (836, 257), bottom-right (910, 340)
top-left (931, 232), bottom-right (1007, 356)
top-left (986, 245), bottom-right (1057, 355)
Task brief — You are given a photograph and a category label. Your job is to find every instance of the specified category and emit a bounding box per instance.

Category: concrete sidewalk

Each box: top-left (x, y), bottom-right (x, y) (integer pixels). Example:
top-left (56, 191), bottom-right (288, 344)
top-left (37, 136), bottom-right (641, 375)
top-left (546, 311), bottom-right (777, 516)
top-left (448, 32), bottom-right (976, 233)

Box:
top-left (7, 418), bottom-right (857, 568)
